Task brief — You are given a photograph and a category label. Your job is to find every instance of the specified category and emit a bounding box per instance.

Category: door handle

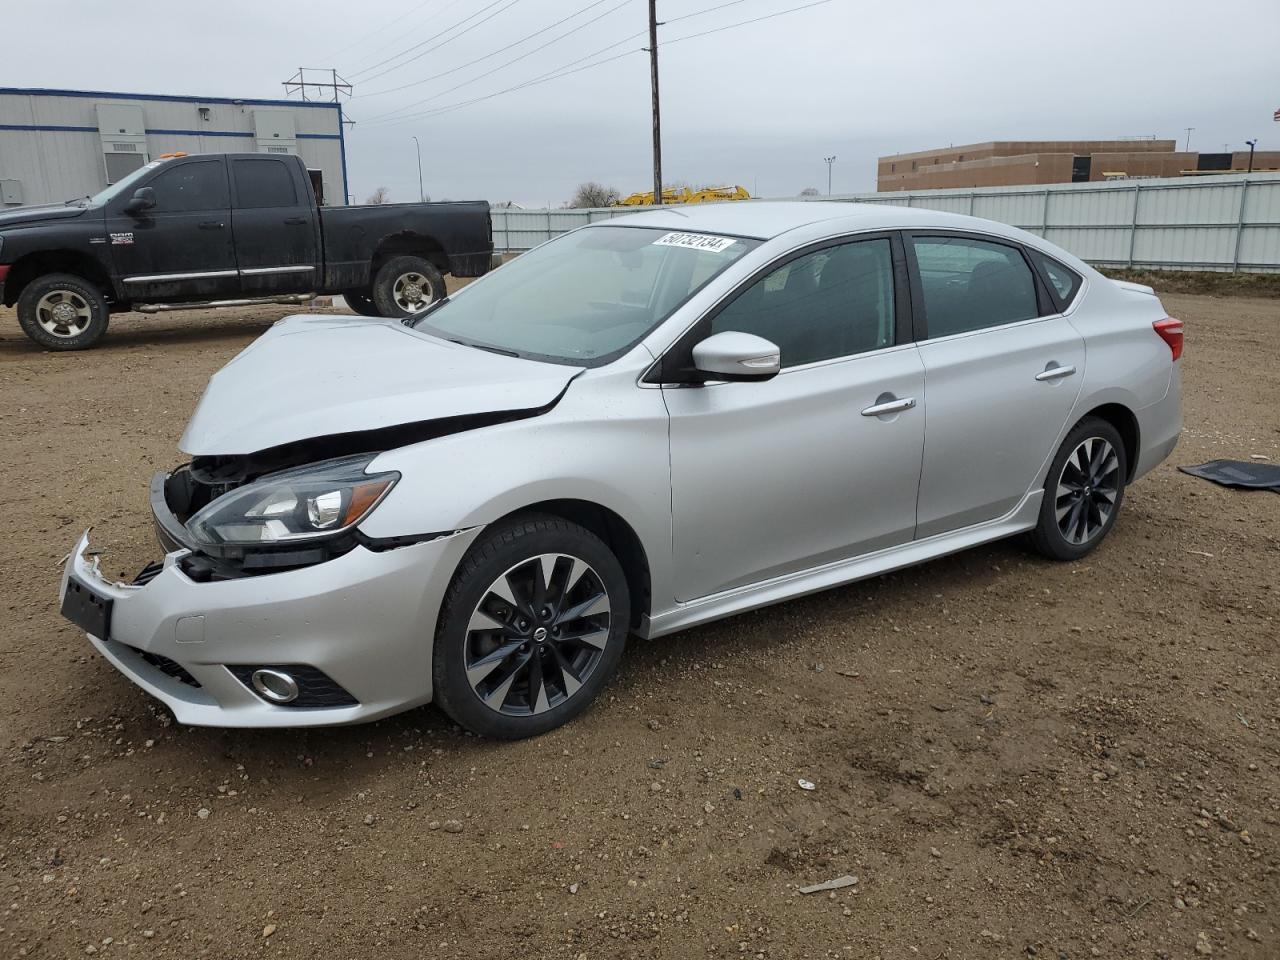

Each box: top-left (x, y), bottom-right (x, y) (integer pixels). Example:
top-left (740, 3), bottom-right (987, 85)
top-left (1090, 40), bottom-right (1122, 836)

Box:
top-left (283, 217), bottom-right (307, 226)
top-left (1035, 363), bottom-right (1077, 382)
top-left (198, 220), bottom-right (225, 230)
top-left (861, 396), bottom-right (916, 417)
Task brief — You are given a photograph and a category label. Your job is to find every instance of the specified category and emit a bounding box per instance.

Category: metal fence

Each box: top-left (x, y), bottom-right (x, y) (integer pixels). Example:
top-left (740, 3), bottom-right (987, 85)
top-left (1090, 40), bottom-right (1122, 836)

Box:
top-left (491, 173), bottom-right (1280, 273)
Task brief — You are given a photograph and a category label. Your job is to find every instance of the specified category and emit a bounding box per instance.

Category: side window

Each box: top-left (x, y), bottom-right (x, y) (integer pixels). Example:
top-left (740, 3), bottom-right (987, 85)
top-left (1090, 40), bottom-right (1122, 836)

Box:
top-left (147, 160), bottom-right (228, 213)
top-left (232, 159), bottom-right (298, 208)
top-left (911, 236), bottom-right (1039, 338)
top-left (710, 238), bottom-right (896, 368)
top-left (1026, 248), bottom-right (1083, 308)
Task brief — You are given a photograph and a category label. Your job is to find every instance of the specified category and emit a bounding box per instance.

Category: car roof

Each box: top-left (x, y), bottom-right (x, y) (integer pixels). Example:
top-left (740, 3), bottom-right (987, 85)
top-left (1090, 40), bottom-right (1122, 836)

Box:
top-left (596, 200), bottom-right (1019, 242)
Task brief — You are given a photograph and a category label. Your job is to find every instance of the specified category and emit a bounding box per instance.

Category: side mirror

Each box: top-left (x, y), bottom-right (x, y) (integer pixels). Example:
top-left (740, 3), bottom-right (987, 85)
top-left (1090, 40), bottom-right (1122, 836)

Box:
top-left (123, 187), bottom-right (156, 215)
top-left (691, 331), bottom-right (781, 382)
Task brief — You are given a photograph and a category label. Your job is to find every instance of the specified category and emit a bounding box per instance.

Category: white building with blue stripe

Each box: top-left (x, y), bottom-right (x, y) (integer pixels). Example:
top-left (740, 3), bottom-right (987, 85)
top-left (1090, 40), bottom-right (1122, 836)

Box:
top-left (0, 87), bottom-right (348, 208)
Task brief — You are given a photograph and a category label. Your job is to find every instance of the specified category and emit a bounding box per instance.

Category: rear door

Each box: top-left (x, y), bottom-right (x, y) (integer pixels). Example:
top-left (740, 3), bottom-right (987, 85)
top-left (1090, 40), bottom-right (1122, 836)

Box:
top-left (907, 232), bottom-right (1085, 538)
top-left (105, 156), bottom-right (238, 302)
top-left (229, 157), bottom-right (320, 297)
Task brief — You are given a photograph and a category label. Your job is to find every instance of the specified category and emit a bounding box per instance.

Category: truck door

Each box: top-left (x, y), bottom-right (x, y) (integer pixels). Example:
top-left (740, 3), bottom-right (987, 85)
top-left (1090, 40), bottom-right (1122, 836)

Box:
top-left (229, 157), bottom-right (321, 297)
top-left (105, 156), bottom-right (239, 303)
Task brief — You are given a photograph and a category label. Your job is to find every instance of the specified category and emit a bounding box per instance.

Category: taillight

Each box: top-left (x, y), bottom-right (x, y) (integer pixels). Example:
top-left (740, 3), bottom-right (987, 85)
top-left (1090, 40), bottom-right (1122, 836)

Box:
top-left (1153, 317), bottom-right (1183, 361)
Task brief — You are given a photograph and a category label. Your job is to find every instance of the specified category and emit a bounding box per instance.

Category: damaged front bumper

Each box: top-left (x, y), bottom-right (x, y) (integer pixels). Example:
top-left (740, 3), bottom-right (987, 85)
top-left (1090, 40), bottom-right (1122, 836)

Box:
top-left (58, 523), bottom-right (479, 728)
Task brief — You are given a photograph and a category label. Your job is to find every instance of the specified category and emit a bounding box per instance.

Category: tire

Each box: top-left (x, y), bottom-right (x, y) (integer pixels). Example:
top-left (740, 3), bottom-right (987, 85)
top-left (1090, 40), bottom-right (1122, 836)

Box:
top-left (432, 514), bottom-right (630, 740)
top-left (371, 255), bottom-right (445, 318)
top-left (1029, 417), bottom-right (1128, 561)
top-left (341, 289), bottom-right (381, 317)
top-left (16, 273), bottom-right (110, 350)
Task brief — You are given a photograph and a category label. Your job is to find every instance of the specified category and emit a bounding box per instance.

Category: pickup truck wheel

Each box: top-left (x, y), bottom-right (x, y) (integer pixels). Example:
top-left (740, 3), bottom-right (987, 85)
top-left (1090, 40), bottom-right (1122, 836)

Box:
top-left (372, 256), bottom-right (445, 318)
top-left (341, 290), bottom-right (381, 317)
top-left (16, 273), bottom-right (110, 350)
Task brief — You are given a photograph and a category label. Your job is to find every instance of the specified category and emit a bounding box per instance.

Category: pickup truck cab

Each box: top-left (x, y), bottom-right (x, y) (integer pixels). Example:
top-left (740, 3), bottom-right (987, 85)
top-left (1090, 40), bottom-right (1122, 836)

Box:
top-left (0, 152), bottom-right (494, 349)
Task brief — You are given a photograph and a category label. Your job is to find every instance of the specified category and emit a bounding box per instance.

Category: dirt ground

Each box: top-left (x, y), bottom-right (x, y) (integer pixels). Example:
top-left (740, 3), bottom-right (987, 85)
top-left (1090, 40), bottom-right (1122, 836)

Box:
top-left (0, 289), bottom-right (1277, 960)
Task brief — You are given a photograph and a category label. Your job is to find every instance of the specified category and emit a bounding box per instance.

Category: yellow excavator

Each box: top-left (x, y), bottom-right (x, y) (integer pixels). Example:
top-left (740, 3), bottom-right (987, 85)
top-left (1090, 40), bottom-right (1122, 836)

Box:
top-left (614, 185), bottom-right (751, 206)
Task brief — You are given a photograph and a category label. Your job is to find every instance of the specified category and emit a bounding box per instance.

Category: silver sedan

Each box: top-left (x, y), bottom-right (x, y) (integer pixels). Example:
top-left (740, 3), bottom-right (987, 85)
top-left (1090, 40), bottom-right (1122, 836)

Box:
top-left (60, 202), bottom-right (1182, 739)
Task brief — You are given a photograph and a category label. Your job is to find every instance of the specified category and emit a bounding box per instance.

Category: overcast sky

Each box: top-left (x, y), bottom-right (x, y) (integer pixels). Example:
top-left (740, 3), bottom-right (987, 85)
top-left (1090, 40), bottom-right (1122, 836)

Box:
top-left (6, 0), bottom-right (1279, 205)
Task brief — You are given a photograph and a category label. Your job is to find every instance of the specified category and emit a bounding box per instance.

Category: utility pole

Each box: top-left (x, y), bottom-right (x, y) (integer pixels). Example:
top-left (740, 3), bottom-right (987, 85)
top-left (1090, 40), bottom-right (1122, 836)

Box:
top-left (411, 136), bottom-right (424, 202)
top-left (824, 155), bottom-right (837, 195)
top-left (647, 0), bottom-right (663, 204)
top-left (1183, 127), bottom-right (1194, 152)
top-left (1246, 138), bottom-right (1258, 173)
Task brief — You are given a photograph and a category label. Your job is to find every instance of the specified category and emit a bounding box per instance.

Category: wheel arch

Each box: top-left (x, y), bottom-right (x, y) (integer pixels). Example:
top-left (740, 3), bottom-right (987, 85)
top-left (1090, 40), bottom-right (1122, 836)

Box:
top-left (4, 250), bottom-right (116, 308)
top-left (371, 231), bottom-right (448, 276)
top-left (1077, 402), bottom-right (1140, 482)
top-left (486, 499), bottom-right (652, 632)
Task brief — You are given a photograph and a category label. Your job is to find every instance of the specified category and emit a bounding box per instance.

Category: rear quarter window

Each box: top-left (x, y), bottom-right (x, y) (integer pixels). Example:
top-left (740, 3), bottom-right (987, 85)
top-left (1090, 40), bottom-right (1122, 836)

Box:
top-left (1026, 248), bottom-right (1083, 309)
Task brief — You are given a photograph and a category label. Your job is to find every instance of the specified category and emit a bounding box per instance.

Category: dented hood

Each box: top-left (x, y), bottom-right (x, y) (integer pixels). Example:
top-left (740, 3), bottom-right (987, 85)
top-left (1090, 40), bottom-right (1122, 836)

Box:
top-left (180, 315), bottom-right (582, 456)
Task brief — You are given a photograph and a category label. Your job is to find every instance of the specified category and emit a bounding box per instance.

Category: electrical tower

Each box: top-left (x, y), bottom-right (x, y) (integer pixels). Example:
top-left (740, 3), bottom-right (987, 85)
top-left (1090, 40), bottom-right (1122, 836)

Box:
top-left (283, 68), bottom-right (353, 103)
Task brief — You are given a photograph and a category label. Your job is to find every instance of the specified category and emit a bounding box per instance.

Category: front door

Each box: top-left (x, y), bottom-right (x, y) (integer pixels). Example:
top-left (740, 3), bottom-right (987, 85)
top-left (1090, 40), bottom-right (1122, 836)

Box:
top-left (907, 233), bottom-right (1086, 538)
top-left (662, 236), bottom-right (926, 601)
top-left (105, 156), bottom-right (238, 303)
top-left (229, 156), bottom-right (320, 297)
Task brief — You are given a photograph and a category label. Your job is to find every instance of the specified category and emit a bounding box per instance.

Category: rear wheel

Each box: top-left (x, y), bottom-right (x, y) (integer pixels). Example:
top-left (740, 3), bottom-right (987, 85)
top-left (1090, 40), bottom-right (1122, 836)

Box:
top-left (16, 273), bottom-right (110, 350)
top-left (371, 255), bottom-right (445, 318)
top-left (1030, 417), bottom-right (1127, 561)
top-left (341, 289), bottom-right (381, 317)
top-left (432, 515), bottom-right (630, 739)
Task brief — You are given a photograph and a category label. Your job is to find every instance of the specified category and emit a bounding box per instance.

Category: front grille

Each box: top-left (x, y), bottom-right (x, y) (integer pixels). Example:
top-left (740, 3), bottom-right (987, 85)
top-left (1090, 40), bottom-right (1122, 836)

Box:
top-left (127, 646), bottom-right (201, 688)
top-left (227, 664), bottom-right (358, 709)
top-left (132, 560), bottom-right (164, 586)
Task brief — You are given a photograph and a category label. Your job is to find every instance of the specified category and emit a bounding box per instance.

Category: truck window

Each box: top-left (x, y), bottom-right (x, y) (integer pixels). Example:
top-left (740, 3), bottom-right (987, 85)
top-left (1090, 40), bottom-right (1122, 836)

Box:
top-left (233, 158), bottom-right (298, 209)
top-left (148, 159), bottom-right (229, 213)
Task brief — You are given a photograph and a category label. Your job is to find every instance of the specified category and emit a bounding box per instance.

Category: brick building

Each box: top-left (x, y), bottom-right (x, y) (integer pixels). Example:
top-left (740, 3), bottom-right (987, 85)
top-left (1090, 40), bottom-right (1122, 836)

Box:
top-left (877, 140), bottom-right (1280, 191)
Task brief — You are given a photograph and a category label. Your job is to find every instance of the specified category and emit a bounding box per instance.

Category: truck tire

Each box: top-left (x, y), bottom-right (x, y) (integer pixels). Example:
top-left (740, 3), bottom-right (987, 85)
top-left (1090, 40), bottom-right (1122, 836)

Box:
top-left (371, 256), bottom-right (445, 318)
top-left (16, 273), bottom-right (110, 350)
top-left (341, 290), bottom-right (382, 317)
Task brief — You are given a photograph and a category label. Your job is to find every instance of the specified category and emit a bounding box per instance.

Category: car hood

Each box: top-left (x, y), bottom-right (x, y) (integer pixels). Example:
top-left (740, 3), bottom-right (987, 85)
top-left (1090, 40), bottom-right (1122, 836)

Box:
top-left (0, 202), bottom-right (92, 228)
top-left (180, 315), bottom-right (582, 456)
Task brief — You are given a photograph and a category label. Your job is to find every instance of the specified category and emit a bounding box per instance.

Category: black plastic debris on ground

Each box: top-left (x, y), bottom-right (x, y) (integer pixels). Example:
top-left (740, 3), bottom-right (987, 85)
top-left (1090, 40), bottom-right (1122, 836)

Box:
top-left (1179, 459), bottom-right (1280, 492)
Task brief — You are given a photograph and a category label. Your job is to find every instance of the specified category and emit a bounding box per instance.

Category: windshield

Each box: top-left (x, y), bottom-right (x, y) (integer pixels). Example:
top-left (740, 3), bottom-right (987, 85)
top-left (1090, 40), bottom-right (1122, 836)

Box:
top-left (413, 225), bottom-right (760, 365)
top-left (86, 160), bottom-right (165, 205)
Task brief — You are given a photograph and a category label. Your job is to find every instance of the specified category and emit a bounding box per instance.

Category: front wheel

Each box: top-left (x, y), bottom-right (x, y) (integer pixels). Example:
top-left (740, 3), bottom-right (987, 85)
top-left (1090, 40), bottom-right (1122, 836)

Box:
top-left (16, 273), bottom-right (110, 350)
top-left (432, 515), bottom-right (630, 739)
top-left (371, 255), bottom-right (445, 318)
top-left (1029, 417), bottom-right (1128, 561)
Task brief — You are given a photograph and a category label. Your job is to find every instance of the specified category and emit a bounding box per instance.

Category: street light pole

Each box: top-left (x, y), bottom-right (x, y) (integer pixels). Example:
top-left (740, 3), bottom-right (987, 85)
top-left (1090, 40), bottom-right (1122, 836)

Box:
top-left (824, 155), bottom-right (836, 195)
top-left (1246, 139), bottom-right (1258, 173)
top-left (411, 136), bottom-right (424, 202)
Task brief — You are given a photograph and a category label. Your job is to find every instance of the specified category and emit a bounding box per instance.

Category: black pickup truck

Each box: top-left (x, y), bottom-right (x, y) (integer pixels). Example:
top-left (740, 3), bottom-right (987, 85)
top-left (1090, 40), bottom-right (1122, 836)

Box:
top-left (0, 152), bottom-right (494, 349)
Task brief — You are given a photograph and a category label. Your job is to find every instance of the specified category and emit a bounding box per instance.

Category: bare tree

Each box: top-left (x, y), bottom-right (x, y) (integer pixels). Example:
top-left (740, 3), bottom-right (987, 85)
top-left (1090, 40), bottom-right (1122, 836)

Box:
top-left (799, 187), bottom-right (820, 196)
top-left (570, 182), bottom-right (621, 208)
top-left (366, 186), bottom-right (391, 205)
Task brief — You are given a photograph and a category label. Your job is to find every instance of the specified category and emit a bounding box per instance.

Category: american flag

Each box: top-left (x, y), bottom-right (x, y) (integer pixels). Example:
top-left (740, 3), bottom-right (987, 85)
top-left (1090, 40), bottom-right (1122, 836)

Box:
top-left (1275, 107), bottom-right (1280, 121)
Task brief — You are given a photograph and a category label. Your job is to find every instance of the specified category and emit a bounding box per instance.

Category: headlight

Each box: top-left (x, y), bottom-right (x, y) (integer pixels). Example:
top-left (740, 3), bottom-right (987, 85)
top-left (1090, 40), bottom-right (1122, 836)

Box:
top-left (186, 455), bottom-right (398, 548)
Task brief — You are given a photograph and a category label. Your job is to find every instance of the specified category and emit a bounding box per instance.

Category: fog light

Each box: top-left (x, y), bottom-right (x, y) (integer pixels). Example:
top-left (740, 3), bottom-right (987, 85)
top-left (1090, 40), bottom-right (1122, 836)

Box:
top-left (250, 668), bottom-right (299, 704)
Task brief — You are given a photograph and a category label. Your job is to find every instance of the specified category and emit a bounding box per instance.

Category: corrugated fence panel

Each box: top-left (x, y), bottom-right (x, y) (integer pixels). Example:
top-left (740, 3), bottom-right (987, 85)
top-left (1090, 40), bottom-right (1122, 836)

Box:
top-left (970, 192), bottom-right (1045, 227)
top-left (1139, 182), bottom-right (1240, 225)
top-left (490, 174), bottom-right (1280, 271)
top-left (1047, 187), bottom-right (1133, 226)
top-left (1135, 226), bottom-right (1236, 267)
top-left (1238, 227), bottom-right (1280, 271)
top-left (1043, 226), bottom-right (1132, 264)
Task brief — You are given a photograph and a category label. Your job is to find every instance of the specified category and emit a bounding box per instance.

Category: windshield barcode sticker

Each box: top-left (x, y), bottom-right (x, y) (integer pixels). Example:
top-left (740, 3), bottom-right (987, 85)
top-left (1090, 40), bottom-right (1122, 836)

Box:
top-left (652, 232), bottom-right (737, 253)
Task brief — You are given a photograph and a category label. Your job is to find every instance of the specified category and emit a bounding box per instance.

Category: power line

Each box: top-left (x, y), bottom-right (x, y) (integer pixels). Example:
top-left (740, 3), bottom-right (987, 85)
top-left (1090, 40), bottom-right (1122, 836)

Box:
top-left (320, 0), bottom-right (452, 65)
top-left (361, 0), bottom-right (632, 112)
top-left (347, 0), bottom-right (523, 82)
top-left (664, 0), bottom-right (833, 47)
top-left (363, 0), bottom-right (834, 127)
